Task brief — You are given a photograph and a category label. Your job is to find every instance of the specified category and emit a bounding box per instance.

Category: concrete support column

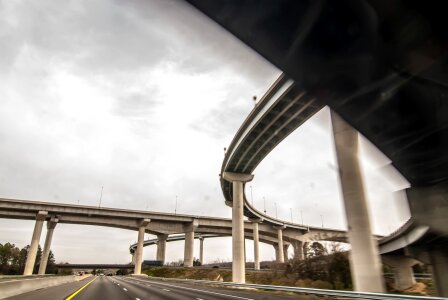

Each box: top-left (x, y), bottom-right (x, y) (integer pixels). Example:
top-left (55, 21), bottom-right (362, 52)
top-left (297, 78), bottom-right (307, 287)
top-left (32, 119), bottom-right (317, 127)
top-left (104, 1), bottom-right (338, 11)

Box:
top-left (222, 172), bottom-right (253, 283)
top-left (156, 234), bottom-right (168, 264)
top-left (251, 220), bottom-right (261, 270)
top-left (275, 227), bottom-right (285, 263)
top-left (383, 255), bottom-right (417, 291)
top-left (199, 236), bottom-right (204, 265)
top-left (134, 219), bottom-right (151, 275)
top-left (331, 111), bottom-right (385, 293)
top-left (303, 241), bottom-right (309, 259)
top-left (292, 240), bottom-right (304, 261)
top-left (274, 245), bottom-right (280, 262)
top-left (131, 252), bottom-right (135, 264)
top-left (429, 248), bottom-right (448, 297)
top-left (24, 211), bottom-right (48, 275)
top-left (283, 244), bottom-right (289, 262)
top-left (38, 217), bottom-right (58, 275)
top-left (184, 231), bottom-right (194, 267)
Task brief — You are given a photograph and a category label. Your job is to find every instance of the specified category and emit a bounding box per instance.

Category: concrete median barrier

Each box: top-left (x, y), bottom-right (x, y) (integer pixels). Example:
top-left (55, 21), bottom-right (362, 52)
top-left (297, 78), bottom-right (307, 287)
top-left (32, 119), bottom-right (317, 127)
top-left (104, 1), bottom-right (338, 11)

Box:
top-left (0, 274), bottom-right (91, 299)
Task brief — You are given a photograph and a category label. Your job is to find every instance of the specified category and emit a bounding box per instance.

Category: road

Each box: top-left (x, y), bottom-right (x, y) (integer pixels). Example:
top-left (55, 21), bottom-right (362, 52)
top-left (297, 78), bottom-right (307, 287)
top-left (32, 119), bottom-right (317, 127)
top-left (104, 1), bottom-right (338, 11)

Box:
top-left (4, 276), bottom-right (312, 300)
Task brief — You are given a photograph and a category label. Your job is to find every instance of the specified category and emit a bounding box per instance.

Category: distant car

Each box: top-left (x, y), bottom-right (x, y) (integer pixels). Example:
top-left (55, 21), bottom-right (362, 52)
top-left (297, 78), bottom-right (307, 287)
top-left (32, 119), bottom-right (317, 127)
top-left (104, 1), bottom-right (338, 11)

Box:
top-left (99, 273), bottom-right (104, 276)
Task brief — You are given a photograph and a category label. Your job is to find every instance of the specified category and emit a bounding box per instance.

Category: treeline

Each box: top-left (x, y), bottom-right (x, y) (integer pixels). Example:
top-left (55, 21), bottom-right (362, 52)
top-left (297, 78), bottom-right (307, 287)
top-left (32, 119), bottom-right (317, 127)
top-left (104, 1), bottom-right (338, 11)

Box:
top-left (0, 242), bottom-right (57, 275)
top-left (249, 242), bottom-right (352, 290)
top-left (292, 242), bottom-right (352, 289)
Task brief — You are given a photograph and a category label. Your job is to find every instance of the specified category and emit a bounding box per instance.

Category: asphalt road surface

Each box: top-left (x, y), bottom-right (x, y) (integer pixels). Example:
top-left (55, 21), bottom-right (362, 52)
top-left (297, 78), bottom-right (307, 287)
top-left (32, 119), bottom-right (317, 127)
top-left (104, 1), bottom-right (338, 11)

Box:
top-left (4, 276), bottom-right (313, 300)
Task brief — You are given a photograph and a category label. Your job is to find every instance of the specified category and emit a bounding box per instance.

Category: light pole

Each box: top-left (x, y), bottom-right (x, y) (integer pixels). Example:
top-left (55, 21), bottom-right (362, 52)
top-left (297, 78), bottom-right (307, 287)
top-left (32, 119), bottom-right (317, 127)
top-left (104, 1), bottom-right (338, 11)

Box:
top-left (320, 214), bottom-right (324, 228)
top-left (175, 195), bottom-right (178, 215)
top-left (263, 197), bottom-right (266, 214)
top-left (98, 186), bottom-right (103, 208)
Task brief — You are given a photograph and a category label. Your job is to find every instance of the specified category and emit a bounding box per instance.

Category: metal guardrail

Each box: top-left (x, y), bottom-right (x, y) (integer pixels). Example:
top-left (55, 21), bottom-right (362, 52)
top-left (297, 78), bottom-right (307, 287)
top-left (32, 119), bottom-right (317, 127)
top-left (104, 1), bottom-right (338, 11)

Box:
top-left (138, 276), bottom-right (447, 300)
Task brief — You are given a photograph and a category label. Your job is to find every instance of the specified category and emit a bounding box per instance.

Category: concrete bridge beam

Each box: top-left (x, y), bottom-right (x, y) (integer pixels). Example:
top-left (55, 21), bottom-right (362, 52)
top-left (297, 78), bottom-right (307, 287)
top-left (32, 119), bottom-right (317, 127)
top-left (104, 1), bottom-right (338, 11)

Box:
top-left (24, 211), bottom-right (48, 275)
top-left (222, 172), bottom-right (254, 283)
top-left (331, 111), bottom-right (385, 293)
top-left (38, 217), bottom-right (58, 275)
top-left (156, 234), bottom-right (168, 264)
top-left (134, 219), bottom-right (151, 275)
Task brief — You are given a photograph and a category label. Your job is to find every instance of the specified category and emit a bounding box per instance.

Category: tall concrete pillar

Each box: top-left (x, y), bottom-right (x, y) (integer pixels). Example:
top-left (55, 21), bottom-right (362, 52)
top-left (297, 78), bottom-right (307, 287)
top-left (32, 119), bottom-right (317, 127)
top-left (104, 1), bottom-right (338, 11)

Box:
top-left (131, 252), bottom-right (135, 264)
top-left (38, 217), bottom-right (58, 275)
top-left (156, 234), bottom-right (168, 264)
top-left (24, 211), bottom-right (48, 275)
top-left (303, 241), bottom-right (309, 259)
top-left (331, 111), bottom-right (385, 292)
top-left (134, 219), bottom-right (151, 275)
top-left (283, 244), bottom-right (289, 262)
top-left (273, 245), bottom-right (280, 262)
top-left (184, 231), bottom-right (195, 267)
top-left (382, 256), bottom-right (417, 291)
top-left (222, 172), bottom-right (254, 283)
top-left (274, 226), bottom-right (285, 263)
top-left (429, 248), bottom-right (448, 297)
top-left (199, 236), bottom-right (204, 265)
top-left (250, 219), bottom-right (261, 270)
top-left (292, 240), bottom-right (304, 261)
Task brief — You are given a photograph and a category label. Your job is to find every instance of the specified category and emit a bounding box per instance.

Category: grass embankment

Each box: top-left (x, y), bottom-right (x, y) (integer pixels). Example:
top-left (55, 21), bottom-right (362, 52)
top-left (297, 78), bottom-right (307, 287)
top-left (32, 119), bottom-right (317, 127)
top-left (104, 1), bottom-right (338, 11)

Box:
top-left (142, 267), bottom-right (334, 289)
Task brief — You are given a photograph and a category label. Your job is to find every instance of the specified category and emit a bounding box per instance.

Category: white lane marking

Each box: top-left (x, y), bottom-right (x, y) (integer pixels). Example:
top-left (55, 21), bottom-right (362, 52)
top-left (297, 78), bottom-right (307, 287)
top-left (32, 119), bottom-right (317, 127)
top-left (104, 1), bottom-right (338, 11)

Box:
top-left (197, 298), bottom-right (204, 300)
top-left (162, 288), bottom-right (170, 292)
top-left (136, 298), bottom-right (141, 300)
top-left (123, 288), bottom-right (128, 291)
top-left (131, 278), bottom-right (255, 300)
top-left (117, 283), bottom-right (120, 286)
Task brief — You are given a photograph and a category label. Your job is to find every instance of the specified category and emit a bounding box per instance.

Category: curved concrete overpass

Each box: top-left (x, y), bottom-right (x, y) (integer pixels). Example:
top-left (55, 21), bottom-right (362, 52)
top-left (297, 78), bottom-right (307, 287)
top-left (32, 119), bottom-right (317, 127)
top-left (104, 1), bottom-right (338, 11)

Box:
top-left (186, 2), bottom-right (448, 294)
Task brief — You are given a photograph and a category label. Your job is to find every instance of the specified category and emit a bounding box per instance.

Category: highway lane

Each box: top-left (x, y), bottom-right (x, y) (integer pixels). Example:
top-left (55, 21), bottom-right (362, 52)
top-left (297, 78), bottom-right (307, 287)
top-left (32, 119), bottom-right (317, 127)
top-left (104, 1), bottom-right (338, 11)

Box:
top-left (3, 276), bottom-right (93, 300)
top-left (118, 276), bottom-right (309, 300)
top-left (4, 275), bottom-right (312, 299)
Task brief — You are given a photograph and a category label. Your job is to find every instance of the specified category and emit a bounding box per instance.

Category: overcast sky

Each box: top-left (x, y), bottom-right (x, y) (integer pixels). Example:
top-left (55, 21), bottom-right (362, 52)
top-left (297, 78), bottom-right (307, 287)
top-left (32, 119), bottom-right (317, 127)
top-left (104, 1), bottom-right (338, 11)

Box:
top-left (0, 0), bottom-right (411, 264)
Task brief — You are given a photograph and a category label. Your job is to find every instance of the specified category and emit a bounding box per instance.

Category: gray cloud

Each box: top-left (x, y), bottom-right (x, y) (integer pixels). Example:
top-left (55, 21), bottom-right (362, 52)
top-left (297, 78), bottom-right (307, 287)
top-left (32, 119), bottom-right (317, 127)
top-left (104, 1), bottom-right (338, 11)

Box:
top-left (0, 0), bottom-right (409, 265)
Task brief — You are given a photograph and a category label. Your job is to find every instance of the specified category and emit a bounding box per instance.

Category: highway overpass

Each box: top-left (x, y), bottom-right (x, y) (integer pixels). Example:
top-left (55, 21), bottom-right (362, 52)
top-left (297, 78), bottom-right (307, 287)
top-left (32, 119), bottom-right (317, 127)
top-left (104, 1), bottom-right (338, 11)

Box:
top-left (186, 1), bottom-right (448, 296)
top-left (0, 197), bottom-right (347, 277)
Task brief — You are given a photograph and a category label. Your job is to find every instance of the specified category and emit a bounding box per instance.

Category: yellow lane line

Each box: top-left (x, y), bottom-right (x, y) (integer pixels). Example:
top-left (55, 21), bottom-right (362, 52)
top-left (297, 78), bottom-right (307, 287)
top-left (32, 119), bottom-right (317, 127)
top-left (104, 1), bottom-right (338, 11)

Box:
top-left (65, 276), bottom-right (98, 300)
